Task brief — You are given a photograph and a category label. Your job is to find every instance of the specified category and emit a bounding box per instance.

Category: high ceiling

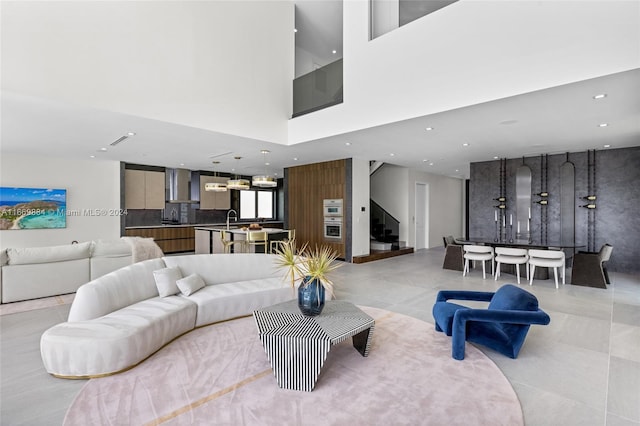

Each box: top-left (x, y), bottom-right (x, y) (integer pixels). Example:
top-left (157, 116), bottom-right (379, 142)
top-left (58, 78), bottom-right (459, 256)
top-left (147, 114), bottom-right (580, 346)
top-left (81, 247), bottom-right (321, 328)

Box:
top-left (1, 1), bottom-right (639, 180)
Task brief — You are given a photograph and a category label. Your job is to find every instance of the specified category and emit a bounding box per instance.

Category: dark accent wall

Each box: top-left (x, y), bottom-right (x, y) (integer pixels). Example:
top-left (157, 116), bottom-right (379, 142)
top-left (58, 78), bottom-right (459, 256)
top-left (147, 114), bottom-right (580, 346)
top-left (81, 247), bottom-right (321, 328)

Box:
top-left (470, 146), bottom-right (640, 273)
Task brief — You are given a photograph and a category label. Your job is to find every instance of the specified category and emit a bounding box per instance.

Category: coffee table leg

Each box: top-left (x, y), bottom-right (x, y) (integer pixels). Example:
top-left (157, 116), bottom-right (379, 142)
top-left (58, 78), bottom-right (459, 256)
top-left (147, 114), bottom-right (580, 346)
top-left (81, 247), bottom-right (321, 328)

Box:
top-left (352, 326), bottom-right (374, 357)
top-left (263, 335), bottom-right (330, 392)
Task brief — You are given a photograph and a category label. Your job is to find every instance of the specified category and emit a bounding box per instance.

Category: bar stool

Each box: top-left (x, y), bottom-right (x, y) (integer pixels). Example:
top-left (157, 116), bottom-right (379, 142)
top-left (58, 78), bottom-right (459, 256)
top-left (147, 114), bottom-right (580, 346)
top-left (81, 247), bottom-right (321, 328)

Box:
top-left (269, 229), bottom-right (295, 254)
top-left (528, 249), bottom-right (565, 288)
top-left (463, 245), bottom-right (494, 279)
top-left (220, 230), bottom-right (240, 253)
top-left (494, 247), bottom-right (529, 284)
top-left (244, 230), bottom-right (268, 253)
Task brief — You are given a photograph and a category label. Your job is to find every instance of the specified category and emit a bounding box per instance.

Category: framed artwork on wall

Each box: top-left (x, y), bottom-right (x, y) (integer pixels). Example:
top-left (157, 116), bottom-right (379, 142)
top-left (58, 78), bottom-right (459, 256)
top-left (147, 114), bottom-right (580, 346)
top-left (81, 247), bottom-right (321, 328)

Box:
top-left (0, 187), bottom-right (66, 230)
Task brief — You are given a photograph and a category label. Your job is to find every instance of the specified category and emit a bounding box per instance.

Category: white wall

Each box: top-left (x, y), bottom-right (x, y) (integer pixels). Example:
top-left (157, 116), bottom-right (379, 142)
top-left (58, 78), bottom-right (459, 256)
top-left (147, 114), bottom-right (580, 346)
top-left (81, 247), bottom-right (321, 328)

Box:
top-left (370, 165), bottom-right (409, 243)
top-left (0, 154), bottom-right (121, 249)
top-left (350, 158), bottom-right (370, 257)
top-left (408, 169), bottom-right (464, 248)
top-left (289, 0), bottom-right (639, 143)
top-left (1, 1), bottom-right (294, 144)
top-left (370, 164), bottom-right (463, 248)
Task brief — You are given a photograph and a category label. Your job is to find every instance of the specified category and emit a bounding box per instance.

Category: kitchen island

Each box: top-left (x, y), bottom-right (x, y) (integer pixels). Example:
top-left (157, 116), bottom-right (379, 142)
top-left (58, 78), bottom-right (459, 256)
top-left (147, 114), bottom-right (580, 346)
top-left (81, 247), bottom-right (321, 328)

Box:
top-left (125, 222), bottom-right (283, 254)
top-left (195, 227), bottom-right (289, 254)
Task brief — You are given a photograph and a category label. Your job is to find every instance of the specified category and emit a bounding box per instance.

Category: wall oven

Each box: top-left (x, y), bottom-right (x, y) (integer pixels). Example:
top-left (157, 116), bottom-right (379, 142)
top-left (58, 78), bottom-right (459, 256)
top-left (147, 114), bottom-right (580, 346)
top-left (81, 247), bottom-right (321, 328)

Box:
top-left (323, 199), bottom-right (343, 217)
top-left (323, 216), bottom-right (343, 240)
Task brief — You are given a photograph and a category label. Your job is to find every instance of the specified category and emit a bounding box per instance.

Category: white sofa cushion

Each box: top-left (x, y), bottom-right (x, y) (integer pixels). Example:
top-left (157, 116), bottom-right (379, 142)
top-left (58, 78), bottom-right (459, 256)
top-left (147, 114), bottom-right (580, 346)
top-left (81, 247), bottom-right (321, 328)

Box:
top-left (41, 296), bottom-right (197, 377)
top-left (91, 240), bottom-right (131, 257)
top-left (7, 242), bottom-right (91, 265)
top-left (68, 258), bottom-right (166, 322)
top-left (153, 267), bottom-right (182, 297)
top-left (176, 273), bottom-right (206, 296)
top-left (1, 258), bottom-right (90, 303)
top-left (186, 277), bottom-right (294, 327)
top-left (90, 240), bottom-right (133, 280)
top-left (162, 253), bottom-right (281, 285)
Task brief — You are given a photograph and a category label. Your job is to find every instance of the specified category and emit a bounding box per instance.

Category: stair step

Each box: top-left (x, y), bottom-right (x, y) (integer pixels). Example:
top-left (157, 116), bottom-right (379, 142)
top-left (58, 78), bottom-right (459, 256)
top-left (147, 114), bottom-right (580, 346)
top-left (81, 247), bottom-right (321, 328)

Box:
top-left (370, 241), bottom-right (392, 251)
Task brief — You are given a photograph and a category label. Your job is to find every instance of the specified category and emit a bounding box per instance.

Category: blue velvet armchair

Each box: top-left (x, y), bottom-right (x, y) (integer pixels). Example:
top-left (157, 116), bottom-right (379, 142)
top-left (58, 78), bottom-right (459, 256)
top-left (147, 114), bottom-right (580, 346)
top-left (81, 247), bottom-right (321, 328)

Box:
top-left (432, 284), bottom-right (550, 360)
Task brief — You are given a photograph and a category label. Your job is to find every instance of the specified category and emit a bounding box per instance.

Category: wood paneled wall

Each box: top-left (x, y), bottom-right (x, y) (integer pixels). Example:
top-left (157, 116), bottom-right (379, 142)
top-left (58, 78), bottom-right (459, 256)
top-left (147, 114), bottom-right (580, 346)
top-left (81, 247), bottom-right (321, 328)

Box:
top-left (287, 159), bottom-right (346, 258)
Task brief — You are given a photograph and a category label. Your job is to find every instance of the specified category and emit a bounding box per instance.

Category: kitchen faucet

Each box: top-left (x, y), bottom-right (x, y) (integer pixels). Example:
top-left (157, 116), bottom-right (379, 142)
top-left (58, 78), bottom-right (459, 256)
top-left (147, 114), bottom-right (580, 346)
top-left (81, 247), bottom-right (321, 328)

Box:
top-left (226, 209), bottom-right (238, 230)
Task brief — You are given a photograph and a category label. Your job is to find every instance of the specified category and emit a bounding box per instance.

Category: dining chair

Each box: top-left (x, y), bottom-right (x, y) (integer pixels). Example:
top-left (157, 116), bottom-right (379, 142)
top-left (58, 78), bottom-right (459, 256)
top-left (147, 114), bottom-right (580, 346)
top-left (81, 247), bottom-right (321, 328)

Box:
top-left (528, 249), bottom-right (565, 288)
top-left (598, 244), bottom-right (613, 284)
top-left (220, 230), bottom-right (241, 253)
top-left (463, 245), bottom-right (494, 279)
top-left (244, 231), bottom-right (268, 253)
top-left (494, 247), bottom-right (529, 284)
top-left (269, 229), bottom-right (295, 254)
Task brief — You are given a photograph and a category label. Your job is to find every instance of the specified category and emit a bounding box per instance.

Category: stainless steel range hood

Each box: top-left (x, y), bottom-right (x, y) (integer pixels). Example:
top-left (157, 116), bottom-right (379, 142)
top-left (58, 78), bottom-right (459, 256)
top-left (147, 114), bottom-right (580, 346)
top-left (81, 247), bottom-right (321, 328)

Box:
top-left (166, 168), bottom-right (198, 203)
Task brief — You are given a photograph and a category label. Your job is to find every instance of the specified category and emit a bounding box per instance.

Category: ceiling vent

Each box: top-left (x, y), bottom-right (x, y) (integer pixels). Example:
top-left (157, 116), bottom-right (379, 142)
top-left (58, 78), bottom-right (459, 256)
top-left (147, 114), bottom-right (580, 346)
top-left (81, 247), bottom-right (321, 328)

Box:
top-left (110, 135), bottom-right (129, 146)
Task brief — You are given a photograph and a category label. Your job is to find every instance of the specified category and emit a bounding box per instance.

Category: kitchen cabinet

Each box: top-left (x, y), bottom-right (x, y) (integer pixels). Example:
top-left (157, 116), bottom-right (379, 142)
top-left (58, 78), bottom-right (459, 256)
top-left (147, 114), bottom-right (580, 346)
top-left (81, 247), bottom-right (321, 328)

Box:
top-left (199, 176), bottom-right (230, 210)
top-left (125, 170), bottom-right (165, 209)
top-left (125, 226), bottom-right (194, 253)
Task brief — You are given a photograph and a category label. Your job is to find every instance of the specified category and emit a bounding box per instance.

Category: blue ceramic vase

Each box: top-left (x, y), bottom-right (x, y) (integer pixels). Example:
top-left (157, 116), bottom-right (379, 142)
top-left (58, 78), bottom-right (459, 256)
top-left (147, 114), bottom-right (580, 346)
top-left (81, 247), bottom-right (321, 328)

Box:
top-left (298, 276), bottom-right (325, 316)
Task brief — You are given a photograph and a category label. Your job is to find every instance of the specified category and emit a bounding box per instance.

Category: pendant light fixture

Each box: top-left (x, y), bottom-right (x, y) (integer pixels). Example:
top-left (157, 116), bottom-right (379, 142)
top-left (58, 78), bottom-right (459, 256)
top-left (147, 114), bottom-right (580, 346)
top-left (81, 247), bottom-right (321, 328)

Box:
top-left (205, 161), bottom-right (227, 192)
top-left (252, 150), bottom-right (277, 188)
top-left (227, 156), bottom-right (250, 190)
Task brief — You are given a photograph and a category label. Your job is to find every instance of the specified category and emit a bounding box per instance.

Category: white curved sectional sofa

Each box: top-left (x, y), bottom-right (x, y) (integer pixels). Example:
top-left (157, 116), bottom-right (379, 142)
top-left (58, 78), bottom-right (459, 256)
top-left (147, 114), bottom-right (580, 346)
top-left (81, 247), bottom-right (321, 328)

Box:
top-left (40, 253), bottom-right (296, 378)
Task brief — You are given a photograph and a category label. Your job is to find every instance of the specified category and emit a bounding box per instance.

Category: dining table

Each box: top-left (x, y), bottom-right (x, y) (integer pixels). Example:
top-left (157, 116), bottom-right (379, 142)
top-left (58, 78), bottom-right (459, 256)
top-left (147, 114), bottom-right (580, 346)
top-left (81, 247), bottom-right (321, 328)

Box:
top-left (444, 238), bottom-right (586, 280)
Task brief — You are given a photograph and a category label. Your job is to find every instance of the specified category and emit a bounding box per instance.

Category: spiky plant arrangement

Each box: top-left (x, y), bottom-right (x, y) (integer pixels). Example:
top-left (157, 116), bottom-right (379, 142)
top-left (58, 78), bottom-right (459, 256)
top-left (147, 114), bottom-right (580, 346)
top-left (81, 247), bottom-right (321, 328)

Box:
top-left (297, 244), bottom-right (342, 297)
top-left (273, 238), bottom-right (306, 289)
top-left (273, 240), bottom-right (341, 297)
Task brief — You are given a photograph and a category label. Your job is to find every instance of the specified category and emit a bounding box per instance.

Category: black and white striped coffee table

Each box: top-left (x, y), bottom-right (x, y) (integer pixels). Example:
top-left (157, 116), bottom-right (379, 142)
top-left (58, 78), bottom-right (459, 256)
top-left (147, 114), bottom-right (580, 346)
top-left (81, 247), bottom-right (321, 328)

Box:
top-left (253, 300), bottom-right (375, 392)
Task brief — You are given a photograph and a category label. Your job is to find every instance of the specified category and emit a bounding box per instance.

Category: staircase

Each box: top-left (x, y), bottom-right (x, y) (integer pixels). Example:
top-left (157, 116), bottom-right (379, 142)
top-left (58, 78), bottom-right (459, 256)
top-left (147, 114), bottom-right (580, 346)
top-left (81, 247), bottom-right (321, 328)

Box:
top-left (370, 199), bottom-right (401, 250)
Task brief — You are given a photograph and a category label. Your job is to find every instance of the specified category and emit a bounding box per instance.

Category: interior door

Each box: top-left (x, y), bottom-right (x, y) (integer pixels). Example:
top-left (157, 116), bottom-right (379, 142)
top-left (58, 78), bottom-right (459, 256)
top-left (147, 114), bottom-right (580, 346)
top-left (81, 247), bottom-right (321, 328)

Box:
top-left (415, 183), bottom-right (429, 250)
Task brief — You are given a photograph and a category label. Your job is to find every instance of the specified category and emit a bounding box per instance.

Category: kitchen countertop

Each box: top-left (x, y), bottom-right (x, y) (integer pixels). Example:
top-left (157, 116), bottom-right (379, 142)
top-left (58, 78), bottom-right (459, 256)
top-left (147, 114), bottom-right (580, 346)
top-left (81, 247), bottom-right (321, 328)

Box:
top-left (195, 227), bottom-right (285, 233)
top-left (126, 221), bottom-right (283, 230)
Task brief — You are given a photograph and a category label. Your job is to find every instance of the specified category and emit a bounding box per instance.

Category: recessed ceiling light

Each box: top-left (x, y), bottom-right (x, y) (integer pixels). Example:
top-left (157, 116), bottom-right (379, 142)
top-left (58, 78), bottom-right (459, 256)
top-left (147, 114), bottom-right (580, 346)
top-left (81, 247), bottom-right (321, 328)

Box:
top-left (332, 50), bottom-right (337, 54)
top-left (455, 169), bottom-right (459, 172)
top-left (422, 159), bottom-right (429, 162)
top-left (493, 156), bottom-right (499, 159)
top-left (593, 94), bottom-right (607, 100)
top-left (598, 123), bottom-right (609, 127)
top-left (603, 144), bottom-right (611, 148)
top-left (127, 132), bottom-right (136, 136)
top-left (293, 157), bottom-right (298, 161)
top-left (265, 162), bottom-right (270, 166)
top-left (429, 162), bottom-right (434, 166)
top-left (425, 127), bottom-right (434, 131)
top-left (89, 155), bottom-right (95, 158)
top-left (462, 143), bottom-right (470, 147)
top-left (98, 148), bottom-right (107, 152)
top-left (389, 153), bottom-right (395, 157)
top-left (294, 28), bottom-right (298, 33)
top-left (345, 142), bottom-right (351, 146)
top-left (180, 163), bottom-right (185, 166)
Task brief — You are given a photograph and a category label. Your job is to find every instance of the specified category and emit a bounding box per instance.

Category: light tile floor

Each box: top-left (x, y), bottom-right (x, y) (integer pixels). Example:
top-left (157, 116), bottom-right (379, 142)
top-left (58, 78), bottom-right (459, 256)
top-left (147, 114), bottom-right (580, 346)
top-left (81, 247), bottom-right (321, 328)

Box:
top-left (1, 247), bottom-right (638, 425)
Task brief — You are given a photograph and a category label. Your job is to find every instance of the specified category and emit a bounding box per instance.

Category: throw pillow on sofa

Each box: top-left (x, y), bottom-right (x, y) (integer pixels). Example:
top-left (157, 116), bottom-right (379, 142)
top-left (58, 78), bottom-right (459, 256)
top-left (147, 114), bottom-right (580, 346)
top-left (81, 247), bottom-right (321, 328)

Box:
top-left (176, 273), bottom-right (206, 296)
top-left (153, 267), bottom-right (183, 297)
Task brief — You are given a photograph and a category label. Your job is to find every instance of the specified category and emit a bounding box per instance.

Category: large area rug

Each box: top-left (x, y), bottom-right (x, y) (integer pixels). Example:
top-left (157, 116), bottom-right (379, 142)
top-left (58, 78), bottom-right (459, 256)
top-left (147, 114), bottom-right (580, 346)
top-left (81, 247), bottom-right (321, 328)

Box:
top-left (64, 307), bottom-right (523, 426)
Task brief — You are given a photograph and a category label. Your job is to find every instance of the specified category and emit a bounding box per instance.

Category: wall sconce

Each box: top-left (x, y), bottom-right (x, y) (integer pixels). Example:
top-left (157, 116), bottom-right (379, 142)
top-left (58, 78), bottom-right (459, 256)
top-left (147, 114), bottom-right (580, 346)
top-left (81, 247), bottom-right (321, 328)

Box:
top-left (536, 200), bottom-right (548, 206)
top-left (580, 204), bottom-right (596, 209)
